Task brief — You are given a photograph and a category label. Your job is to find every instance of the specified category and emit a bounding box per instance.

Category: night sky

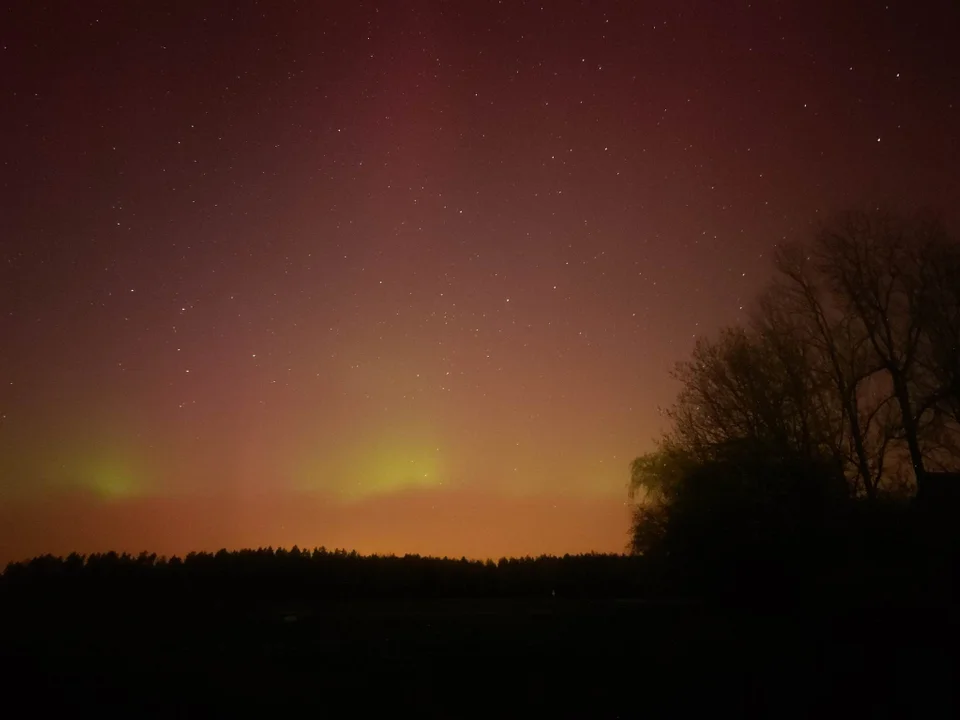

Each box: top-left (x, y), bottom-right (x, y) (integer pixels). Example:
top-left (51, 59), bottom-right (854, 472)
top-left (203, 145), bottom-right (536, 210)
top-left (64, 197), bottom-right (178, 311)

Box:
top-left (2, 1), bottom-right (958, 563)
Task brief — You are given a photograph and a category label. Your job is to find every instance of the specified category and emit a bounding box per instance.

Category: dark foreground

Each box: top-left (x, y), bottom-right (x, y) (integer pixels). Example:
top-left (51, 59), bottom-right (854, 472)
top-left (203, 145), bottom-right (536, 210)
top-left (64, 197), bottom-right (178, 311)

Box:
top-left (1, 594), bottom-right (954, 717)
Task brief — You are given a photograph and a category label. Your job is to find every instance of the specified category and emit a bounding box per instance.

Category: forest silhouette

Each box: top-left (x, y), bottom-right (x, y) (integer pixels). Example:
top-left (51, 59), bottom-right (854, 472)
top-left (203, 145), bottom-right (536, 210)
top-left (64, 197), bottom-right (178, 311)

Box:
top-left (2, 210), bottom-right (957, 716)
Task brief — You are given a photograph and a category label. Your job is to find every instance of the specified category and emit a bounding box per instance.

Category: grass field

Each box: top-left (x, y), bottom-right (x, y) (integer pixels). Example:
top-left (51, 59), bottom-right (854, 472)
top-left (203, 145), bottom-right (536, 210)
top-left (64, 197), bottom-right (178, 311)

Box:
top-left (2, 594), bottom-right (954, 716)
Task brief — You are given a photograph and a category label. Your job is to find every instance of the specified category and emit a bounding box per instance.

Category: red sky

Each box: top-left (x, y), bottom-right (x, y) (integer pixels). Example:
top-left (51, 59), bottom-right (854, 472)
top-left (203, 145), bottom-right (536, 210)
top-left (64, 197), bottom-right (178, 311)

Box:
top-left (1, 1), bottom-right (958, 564)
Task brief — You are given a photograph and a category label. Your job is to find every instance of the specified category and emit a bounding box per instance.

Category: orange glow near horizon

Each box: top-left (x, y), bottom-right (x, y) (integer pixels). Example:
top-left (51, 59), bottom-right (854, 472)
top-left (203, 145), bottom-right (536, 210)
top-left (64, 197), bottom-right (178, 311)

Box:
top-left (0, 489), bottom-right (632, 566)
top-left (2, 2), bottom-right (957, 564)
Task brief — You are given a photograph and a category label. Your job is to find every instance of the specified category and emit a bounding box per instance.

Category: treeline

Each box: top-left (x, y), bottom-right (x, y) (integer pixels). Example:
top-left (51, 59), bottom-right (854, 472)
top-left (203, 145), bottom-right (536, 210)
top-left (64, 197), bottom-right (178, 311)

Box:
top-left (1, 548), bottom-right (649, 604)
top-left (5, 209), bottom-right (956, 611)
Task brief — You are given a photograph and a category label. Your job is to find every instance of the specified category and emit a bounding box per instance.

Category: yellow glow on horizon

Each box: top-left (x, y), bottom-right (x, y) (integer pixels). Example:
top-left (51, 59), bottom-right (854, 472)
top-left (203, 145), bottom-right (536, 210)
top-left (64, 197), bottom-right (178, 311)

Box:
top-left (82, 455), bottom-right (145, 500)
top-left (296, 427), bottom-right (445, 500)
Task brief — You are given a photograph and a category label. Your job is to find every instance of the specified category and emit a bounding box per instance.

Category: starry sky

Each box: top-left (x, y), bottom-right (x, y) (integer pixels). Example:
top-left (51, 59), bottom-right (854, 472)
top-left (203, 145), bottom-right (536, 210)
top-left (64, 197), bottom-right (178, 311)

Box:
top-left (1, 1), bottom-right (958, 564)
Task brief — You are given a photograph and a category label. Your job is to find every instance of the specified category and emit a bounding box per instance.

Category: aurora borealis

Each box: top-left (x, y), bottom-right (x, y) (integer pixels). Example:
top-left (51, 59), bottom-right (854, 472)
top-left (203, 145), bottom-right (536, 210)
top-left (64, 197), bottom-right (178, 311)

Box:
top-left (1, 1), bottom-right (958, 564)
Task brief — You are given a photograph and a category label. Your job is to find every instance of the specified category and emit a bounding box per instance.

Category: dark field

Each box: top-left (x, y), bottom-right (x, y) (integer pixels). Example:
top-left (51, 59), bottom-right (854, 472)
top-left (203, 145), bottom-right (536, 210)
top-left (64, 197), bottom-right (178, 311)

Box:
top-left (1, 593), bottom-right (954, 717)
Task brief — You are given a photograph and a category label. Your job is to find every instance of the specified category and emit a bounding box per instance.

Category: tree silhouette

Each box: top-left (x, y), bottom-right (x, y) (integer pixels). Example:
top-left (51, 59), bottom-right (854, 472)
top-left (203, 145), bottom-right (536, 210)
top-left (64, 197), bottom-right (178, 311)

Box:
top-left (917, 238), bottom-right (960, 447)
top-left (630, 209), bottom-right (960, 596)
top-left (815, 212), bottom-right (932, 483)
top-left (764, 246), bottom-right (894, 498)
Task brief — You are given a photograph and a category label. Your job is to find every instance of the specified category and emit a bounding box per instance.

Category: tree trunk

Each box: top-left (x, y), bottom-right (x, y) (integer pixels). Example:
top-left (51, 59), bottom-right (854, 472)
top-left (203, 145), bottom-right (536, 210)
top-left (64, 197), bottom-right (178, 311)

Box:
top-left (846, 395), bottom-right (876, 499)
top-left (890, 369), bottom-right (926, 484)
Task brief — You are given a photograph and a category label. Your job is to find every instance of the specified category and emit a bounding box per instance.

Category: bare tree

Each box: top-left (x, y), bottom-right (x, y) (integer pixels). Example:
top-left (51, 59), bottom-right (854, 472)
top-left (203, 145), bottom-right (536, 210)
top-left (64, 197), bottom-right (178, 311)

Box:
top-left (628, 207), bottom-right (960, 560)
top-left (813, 211), bottom-right (942, 485)
top-left (918, 239), bottom-right (960, 418)
top-left (915, 232), bottom-right (960, 466)
top-left (668, 327), bottom-right (828, 463)
top-left (764, 246), bottom-right (894, 498)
